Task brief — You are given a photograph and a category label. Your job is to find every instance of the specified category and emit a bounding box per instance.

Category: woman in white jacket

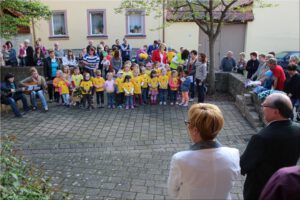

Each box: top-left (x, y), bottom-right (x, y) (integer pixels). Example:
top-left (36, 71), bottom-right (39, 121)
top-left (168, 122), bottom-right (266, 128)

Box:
top-left (168, 103), bottom-right (240, 199)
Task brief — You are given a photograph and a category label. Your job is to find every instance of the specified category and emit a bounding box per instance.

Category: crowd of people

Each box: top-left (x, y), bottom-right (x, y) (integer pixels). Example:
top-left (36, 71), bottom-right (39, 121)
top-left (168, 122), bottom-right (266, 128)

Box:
top-left (1, 38), bottom-right (208, 117)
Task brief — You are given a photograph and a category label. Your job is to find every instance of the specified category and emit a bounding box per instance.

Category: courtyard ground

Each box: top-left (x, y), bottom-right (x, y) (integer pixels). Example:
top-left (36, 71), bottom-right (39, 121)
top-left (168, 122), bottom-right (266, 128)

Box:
top-left (0, 96), bottom-right (256, 199)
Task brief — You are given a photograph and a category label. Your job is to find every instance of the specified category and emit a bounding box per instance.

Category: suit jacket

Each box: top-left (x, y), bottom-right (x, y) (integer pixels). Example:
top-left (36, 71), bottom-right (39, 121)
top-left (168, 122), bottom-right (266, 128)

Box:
top-left (240, 120), bottom-right (300, 200)
top-left (25, 46), bottom-right (34, 66)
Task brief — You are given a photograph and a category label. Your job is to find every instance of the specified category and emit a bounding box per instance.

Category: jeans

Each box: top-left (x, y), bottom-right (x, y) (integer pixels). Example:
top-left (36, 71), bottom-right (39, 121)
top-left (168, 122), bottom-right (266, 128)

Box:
top-left (116, 92), bottom-right (124, 106)
top-left (107, 92), bottom-right (115, 106)
top-left (19, 57), bottom-right (26, 66)
top-left (62, 94), bottom-right (70, 105)
top-left (170, 90), bottom-right (177, 104)
top-left (159, 89), bottom-right (167, 103)
top-left (189, 82), bottom-right (195, 99)
top-left (6, 93), bottom-right (29, 117)
top-left (96, 91), bottom-right (104, 105)
top-left (142, 88), bottom-right (148, 103)
top-left (196, 79), bottom-right (206, 103)
top-left (126, 95), bottom-right (133, 106)
top-left (31, 90), bottom-right (48, 109)
top-left (134, 94), bottom-right (142, 105)
top-left (82, 94), bottom-right (92, 107)
top-left (291, 97), bottom-right (300, 120)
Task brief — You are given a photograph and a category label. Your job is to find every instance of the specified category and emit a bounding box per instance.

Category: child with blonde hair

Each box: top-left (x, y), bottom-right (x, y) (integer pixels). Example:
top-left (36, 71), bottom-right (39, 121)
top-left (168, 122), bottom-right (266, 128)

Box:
top-left (140, 67), bottom-right (149, 104)
top-left (132, 69), bottom-right (143, 106)
top-left (93, 70), bottom-right (105, 108)
top-left (123, 75), bottom-right (134, 109)
top-left (80, 73), bottom-right (94, 110)
top-left (53, 70), bottom-right (64, 103)
top-left (158, 68), bottom-right (168, 105)
top-left (58, 73), bottom-right (71, 107)
top-left (148, 70), bottom-right (159, 105)
top-left (115, 71), bottom-right (125, 109)
top-left (105, 73), bottom-right (115, 109)
top-left (169, 70), bottom-right (179, 105)
top-left (153, 61), bottom-right (162, 76)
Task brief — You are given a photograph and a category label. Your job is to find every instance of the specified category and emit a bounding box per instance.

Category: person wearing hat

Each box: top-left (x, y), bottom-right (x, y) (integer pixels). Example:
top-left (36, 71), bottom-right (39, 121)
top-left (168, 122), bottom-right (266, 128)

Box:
top-left (1, 73), bottom-right (30, 117)
top-left (24, 39), bottom-right (34, 66)
top-left (246, 52), bottom-right (260, 79)
top-left (44, 49), bottom-right (62, 102)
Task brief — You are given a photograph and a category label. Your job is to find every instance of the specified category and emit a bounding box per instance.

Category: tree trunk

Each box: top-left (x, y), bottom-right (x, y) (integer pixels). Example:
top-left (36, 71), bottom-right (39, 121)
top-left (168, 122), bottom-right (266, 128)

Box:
top-left (208, 36), bottom-right (216, 94)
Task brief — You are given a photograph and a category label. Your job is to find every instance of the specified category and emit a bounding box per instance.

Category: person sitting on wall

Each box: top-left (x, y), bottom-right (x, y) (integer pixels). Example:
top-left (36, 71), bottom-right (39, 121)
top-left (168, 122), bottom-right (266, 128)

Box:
top-left (1, 73), bottom-right (30, 117)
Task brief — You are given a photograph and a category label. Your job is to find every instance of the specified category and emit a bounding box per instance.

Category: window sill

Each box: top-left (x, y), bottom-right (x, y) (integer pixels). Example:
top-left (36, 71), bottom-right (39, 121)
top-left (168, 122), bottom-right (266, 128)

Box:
top-left (49, 35), bottom-right (70, 39)
top-left (86, 35), bottom-right (108, 39)
top-left (125, 34), bottom-right (146, 39)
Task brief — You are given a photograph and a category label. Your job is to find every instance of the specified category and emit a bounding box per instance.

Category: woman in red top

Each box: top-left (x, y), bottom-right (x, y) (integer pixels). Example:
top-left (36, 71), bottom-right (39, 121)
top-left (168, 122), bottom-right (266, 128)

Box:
top-left (152, 43), bottom-right (167, 66)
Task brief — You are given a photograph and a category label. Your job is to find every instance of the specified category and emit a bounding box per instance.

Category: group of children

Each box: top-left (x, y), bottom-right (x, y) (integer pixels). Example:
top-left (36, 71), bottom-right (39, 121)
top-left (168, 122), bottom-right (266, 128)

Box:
top-left (53, 61), bottom-right (192, 110)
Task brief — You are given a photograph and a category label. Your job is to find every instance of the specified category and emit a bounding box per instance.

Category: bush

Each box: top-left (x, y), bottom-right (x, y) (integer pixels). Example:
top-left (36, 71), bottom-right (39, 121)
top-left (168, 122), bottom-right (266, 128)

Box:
top-left (0, 135), bottom-right (71, 200)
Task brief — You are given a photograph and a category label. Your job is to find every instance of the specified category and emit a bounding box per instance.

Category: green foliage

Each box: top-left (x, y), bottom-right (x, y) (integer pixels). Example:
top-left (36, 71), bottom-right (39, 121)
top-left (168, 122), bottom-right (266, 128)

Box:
top-left (0, 135), bottom-right (71, 200)
top-left (0, 0), bottom-right (52, 39)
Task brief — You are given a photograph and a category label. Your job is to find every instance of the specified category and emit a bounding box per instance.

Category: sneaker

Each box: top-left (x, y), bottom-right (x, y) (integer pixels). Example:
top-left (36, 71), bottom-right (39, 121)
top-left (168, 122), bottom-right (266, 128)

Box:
top-left (126, 105), bottom-right (129, 110)
top-left (44, 107), bottom-right (49, 112)
top-left (170, 102), bottom-right (174, 106)
top-left (159, 101), bottom-right (162, 105)
top-left (48, 99), bottom-right (53, 103)
top-left (131, 106), bottom-right (134, 109)
top-left (189, 98), bottom-right (194, 102)
top-left (32, 106), bottom-right (37, 111)
top-left (118, 105), bottom-right (123, 109)
top-left (163, 102), bottom-right (167, 105)
top-left (178, 102), bottom-right (183, 106)
top-left (112, 105), bottom-right (115, 109)
top-left (108, 105), bottom-right (111, 109)
top-left (176, 102), bottom-right (179, 105)
top-left (183, 103), bottom-right (189, 107)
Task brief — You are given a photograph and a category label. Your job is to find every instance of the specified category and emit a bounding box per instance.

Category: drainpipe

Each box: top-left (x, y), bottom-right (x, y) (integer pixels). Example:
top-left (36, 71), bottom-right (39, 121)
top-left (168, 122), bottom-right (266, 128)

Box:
top-left (162, 0), bottom-right (165, 43)
top-left (31, 18), bottom-right (36, 44)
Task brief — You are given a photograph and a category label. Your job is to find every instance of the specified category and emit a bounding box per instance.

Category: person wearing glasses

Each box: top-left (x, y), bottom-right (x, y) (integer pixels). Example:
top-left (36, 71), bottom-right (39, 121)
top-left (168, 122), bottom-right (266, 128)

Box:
top-left (240, 93), bottom-right (300, 200)
top-left (83, 46), bottom-right (99, 77)
top-left (168, 103), bottom-right (240, 199)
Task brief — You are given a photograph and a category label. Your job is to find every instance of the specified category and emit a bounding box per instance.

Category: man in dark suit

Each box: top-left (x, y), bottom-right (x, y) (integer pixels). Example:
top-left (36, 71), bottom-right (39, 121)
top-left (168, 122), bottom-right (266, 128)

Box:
top-left (240, 93), bottom-right (300, 200)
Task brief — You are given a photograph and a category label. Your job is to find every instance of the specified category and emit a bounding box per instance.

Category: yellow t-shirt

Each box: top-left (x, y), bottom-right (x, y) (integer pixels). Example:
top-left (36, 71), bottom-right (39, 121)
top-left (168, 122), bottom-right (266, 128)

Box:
top-left (167, 51), bottom-right (175, 63)
top-left (58, 80), bottom-right (69, 94)
top-left (123, 71), bottom-right (133, 78)
top-left (158, 75), bottom-right (169, 89)
top-left (92, 77), bottom-right (105, 92)
top-left (154, 68), bottom-right (161, 76)
top-left (115, 77), bottom-right (124, 93)
top-left (149, 77), bottom-right (158, 89)
top-left (145, 69), bottom-right (151, 76)
top-left (131, 76), bottom-right (142, 94)
top-left (140, 74), bottom-right (149, 89)
top-left (167, 71), bottom-right (172, 79)
top-left (71, 74), bottom-right (83, 87)
top-left (123, 82), bottom-right (134, 96)
top-left (170, 77), bottom-right (179, 91)
top-left (80, 80), bottom-right (93, 94)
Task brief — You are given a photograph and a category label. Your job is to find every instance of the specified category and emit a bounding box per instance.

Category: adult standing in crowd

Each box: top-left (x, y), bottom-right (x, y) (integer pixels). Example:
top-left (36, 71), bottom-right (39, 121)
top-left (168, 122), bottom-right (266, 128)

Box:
top-left (1, 73), bottom-right (30, 117)
top-left (240, 93), bottom-right (300, 200)
top-left (195, 53), bottom-right (207, 103)
top-left (54, 42), bottom-right (64, 60)
top-left (121, 38), bottom-right (131, 62)
top-left (86, 40), bottom-right (94, 53)
top-left (220, 51), bottom-right (236, 72)
top-left (147, 40), bottom-right (159, 56)
top-left (236, 52), bottom-right (247, 75)
top-left (246, 52), bottom-right (260, 79)
top-left (35, 38), bottom-right (47, 56)
top-left (251, 54), bottom-right (268, 80)
top-left (33, 47), bottom-right (45, 67)
top-left (152, 43), bottom-right (167, 66)
top-left (24, 39), bottom-right (34, 66)
top-left (112, 39), bottom-right (121, 50)
top-left (187, 50), bottom-right (198, 101)
top-left (82, 46), bottom-right (99, 77)
top-left (44, 49), bottom-right (62, 102)
top-left (284, 64), bottom-right (300, 121)
top-left (268, 58), bottom-right (286, 90)
top-left (20, 67), bottom-right (48, 112)
top-left (111, 49), bottom-right (122, 73)
top-left (168, 103), bottom-right (240, 199)
top-left (62, 49), bottom-right (78, 68)
top-left (5, 41), bottom-right (17, 66)
top-left (170, 48), bottom-right (189, 70)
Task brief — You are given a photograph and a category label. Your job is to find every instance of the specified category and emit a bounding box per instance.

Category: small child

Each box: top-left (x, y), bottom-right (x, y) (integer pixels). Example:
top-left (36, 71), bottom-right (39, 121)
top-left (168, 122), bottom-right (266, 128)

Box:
top-left (105, 73), bottom-right (115, 109)
top-left (145, 62), bottom-right (152, 76)
top-left (153, 61), bottom-right (162, 76)
top-left (180, 70), bottom-right (191, 107)
top-left (93, 70), bottom-right (105, 108)
top-left (132, 69), bottom-right (143, 106)
top-left (58, 73), bottom-right (70, 107)
top-left (140, 67), bottom-right (149, 104)
top-left (18, 43), bottom-right (26, 66)
top-left (158, 68), bottom-right (168, 105)
top-left (123, 63), bottom-right (133, 78)
top-left (123, 75), bottom-right (134, 109)
top-left (80, 73), bottom-right (94, 110)
top-left (115, 71), bottom-right (125, 109)
top-left (148, 70), bottom-right (159, 105)
top-left (53, 70), bottom-right (64, 103)
top-left (101, 56), bottom-right (110, 79)
top-left (169, 70), bottom-right (179, 105)
top-left (71, 67), bottom-right (83, 88)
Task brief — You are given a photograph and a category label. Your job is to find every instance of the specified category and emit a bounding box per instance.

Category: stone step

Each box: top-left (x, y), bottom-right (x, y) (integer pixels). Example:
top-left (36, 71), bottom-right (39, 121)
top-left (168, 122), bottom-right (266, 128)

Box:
top-left (235, 95), bottom-right (245, 116)
top-left (244, 93), bottom-right (252, 105)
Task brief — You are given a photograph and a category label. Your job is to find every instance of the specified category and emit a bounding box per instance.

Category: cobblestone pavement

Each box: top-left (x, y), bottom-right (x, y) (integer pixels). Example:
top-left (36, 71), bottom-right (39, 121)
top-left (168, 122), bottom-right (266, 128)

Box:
top-left (1, 97), bottom-right (256, 200)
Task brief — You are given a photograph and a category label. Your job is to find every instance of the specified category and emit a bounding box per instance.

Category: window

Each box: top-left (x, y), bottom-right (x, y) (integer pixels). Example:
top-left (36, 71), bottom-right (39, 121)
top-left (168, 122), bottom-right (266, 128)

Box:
top-left (51, 11), bottom-right (68, 36)
top-left (87, 10), bottom-right (106, 36)
top-left (127, 11), bottom-right (145, 35)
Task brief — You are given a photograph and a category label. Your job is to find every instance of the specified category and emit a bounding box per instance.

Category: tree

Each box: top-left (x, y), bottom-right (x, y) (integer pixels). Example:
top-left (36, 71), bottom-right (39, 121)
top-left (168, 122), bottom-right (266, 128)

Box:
top-left (0, 0), bottom-right (51, 40)
top-left (115, 0), bottom-right (258, 94)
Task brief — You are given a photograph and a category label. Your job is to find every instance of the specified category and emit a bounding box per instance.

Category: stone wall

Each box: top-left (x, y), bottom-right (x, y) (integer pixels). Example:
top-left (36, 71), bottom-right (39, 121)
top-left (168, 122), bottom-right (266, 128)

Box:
top-left (1, 66), bottom-right (44, 83)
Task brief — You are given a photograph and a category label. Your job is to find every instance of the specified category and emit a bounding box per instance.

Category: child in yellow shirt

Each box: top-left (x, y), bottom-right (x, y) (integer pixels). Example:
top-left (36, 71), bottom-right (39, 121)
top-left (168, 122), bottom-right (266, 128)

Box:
top-left (71, 67), bottom-right (83, 88)
top-left (58, 73), bottom-right (70, 107)
top-left (93, 70), bottom-right (105, 108)
top-left (53, 70), bottom-right (64, 104)
top-left (158, 68), bottom-right (169, 105)
top-left (123, 75), bottom-right (134, 109)
top-left (115, 71), bottom-right (124, 109)
top-left (140, 67), bottom-right (149, 104)
top-left (123, 64), bottom-right (133, 78)
top-left (153, 61), bottom-right (161, 76)
top-left (80, 73), bottom-right (94, 110)
top-left (169, 70), bottom-right (179, 105)
top-left (131, 69), bottom-right (142, 106)
top-left (145, 62), bottom-right (152, 76)
top-left (148, 70), bottom-right (159, 105)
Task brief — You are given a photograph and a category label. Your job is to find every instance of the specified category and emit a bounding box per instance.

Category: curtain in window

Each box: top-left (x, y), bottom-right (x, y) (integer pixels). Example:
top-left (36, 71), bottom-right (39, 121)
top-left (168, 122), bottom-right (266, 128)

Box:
top-left (91, 13), bottom-right (103, 35)
top-left (53, 13), bottom-right (66, 35)
top-left (129, 14), bottom-right (142, 34)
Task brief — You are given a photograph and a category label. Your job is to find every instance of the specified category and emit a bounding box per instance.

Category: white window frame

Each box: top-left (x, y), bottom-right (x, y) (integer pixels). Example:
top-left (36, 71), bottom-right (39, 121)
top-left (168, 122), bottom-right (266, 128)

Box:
top-left (87, 9), bottom-right (106, 36)
top-left (126, 10), bottom-right (145, 35)
top-left (50, 11), bottom-right (68, 37)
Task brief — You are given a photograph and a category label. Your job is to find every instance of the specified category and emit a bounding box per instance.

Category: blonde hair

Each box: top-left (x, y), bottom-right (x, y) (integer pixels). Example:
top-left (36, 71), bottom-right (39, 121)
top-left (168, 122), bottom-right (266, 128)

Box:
top-left (188, 103), bottom-right (224, 141)
top-left (29, 67), bottom-right (37, 74)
